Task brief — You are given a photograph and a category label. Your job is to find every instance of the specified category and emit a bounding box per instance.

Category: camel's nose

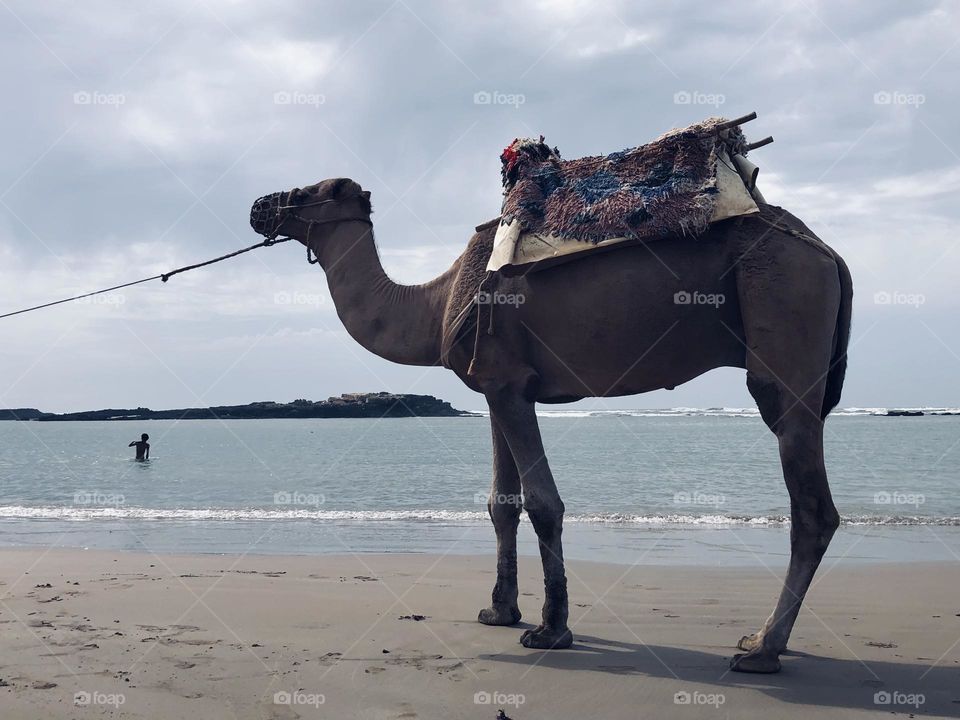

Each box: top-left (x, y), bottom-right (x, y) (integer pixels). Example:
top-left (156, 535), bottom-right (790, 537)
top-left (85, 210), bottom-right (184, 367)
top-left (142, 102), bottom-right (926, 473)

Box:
top-left (249, 191), bottom-right (285, 237)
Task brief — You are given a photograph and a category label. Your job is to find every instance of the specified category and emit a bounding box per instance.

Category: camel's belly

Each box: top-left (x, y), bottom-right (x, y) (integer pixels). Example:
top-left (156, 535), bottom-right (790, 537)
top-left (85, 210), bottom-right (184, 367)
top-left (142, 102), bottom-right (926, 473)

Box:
top-left (502, 239), bottom-right (746, 400)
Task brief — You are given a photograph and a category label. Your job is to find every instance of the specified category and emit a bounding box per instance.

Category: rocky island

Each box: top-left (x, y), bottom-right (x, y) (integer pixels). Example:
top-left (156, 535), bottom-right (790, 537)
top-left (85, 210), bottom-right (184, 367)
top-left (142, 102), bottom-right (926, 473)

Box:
top-left (0, 393), bottom-right (474, 421)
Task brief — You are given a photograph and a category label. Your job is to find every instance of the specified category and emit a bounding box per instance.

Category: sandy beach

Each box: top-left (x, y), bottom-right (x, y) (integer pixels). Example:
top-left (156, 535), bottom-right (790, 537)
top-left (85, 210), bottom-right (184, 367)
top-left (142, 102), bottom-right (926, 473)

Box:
top-left (0, 549), bottom-right (956, 718)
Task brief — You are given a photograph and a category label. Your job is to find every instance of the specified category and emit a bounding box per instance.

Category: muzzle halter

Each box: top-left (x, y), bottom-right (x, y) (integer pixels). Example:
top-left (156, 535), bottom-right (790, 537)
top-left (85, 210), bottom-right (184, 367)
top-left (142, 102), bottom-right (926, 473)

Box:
top-left (249, 189), bottom-right (372, 264)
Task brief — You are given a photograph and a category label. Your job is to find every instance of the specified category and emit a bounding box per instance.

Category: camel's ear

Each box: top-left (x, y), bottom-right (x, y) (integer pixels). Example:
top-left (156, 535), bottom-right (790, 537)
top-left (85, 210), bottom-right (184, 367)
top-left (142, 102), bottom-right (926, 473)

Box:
top-left (361, 191), bottom-right (371, 201)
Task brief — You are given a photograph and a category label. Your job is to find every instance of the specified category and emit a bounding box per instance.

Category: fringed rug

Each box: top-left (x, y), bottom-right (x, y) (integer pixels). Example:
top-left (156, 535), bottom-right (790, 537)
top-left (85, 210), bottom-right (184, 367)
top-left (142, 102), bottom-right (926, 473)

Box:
top-left (488, 117), bottom-right (760, 272)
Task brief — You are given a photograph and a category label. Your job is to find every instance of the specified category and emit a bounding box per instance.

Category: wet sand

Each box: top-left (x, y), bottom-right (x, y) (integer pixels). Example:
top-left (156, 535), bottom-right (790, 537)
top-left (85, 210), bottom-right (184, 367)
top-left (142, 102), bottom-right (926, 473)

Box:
top-left (0, 549), bottom-right (957, 718)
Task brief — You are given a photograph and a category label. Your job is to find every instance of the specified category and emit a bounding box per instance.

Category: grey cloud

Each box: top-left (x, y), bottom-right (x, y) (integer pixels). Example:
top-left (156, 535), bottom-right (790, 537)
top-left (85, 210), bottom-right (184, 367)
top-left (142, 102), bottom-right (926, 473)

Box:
top-left (1, 0), bottom-right (958, 411)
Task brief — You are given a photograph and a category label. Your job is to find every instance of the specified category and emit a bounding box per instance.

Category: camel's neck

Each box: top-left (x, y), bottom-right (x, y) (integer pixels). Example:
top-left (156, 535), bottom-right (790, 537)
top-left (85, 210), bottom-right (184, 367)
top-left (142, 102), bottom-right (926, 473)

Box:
top-left (315, 222), bottom-right (449, 366)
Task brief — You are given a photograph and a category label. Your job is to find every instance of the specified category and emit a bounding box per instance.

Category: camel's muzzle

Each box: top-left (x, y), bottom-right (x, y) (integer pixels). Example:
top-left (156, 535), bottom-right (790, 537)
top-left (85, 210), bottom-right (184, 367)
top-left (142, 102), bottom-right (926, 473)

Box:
top-left (249, 191), bottom-right (286, 238)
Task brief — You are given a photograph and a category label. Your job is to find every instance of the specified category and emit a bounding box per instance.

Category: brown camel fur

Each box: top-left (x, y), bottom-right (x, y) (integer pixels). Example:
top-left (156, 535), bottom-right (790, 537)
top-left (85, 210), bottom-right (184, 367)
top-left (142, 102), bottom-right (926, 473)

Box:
top-left (249, 177), bottom-right (853, 674)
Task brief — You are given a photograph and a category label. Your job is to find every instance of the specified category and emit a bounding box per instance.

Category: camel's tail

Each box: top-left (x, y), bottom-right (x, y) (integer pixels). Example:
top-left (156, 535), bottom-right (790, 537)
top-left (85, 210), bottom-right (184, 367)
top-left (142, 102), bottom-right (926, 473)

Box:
top-left (822, 250), bottom-right (853, 419)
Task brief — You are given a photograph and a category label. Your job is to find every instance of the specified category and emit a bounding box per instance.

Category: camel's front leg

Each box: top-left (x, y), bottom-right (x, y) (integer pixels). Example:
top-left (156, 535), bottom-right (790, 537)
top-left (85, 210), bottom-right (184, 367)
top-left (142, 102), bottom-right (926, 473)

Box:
top-left (478, 421), bottom-right (523, 626)
top-left (487, 389), bottom-right (572, 649)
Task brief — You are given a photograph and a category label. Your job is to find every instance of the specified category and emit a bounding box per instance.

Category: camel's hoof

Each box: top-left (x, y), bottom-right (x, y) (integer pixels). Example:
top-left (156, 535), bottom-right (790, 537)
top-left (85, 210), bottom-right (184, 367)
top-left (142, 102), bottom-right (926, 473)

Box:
top-left (737, 632), bottom-right (762, 651)
top-left (478, 605), bottom-right (522, 626)
top-left (519, 625), bottom-right (573, 649)
top-left (729, 651), bottom-right (781, 673)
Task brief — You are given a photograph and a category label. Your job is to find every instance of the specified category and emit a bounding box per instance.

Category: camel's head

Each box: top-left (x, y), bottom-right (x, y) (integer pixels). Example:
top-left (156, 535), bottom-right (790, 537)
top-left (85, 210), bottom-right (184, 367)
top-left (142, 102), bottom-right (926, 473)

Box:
top-left (249, 178), bottom-right (372, 251)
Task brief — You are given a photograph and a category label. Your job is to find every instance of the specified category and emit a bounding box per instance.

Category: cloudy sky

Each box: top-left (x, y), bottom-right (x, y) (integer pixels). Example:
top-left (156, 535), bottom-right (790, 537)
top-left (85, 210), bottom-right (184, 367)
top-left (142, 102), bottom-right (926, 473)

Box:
top-left (1, 0), bottom-right (958, 413)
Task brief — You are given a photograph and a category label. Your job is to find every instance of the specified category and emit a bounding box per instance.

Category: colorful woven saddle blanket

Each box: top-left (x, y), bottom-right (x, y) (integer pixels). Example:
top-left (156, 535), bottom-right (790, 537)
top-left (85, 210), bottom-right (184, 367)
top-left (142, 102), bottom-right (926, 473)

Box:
top-left (488, 117), bottom-right (762, 273)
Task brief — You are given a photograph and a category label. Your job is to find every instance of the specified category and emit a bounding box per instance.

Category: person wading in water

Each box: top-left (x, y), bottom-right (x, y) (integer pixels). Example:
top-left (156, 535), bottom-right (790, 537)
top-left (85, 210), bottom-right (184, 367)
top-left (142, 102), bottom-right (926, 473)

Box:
top-left (129, 433), bottom-right (150, 461)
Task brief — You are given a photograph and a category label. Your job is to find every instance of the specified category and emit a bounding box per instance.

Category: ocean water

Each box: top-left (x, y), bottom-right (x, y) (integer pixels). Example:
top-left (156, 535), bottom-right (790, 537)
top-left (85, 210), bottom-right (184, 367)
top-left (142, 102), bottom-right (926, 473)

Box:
top-left (1, 411), bottom-right (959, 566)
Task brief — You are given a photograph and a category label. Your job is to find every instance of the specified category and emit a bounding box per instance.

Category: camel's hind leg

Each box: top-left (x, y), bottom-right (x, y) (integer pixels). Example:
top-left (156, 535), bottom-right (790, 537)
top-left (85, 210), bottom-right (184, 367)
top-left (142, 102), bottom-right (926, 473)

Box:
top-left (731, 403), bottom-right (839, 672)
top-left (478, 421), bottom-right (523, 626)
top-left (729, 221), bottom-right (844, 672)
top-left (730, 369), bottom-right (840, 673)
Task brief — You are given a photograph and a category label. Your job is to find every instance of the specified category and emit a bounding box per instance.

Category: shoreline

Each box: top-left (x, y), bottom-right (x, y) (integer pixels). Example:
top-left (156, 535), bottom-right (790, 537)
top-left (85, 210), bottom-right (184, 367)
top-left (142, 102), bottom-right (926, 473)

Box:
top-left (0, 548), bottom-right (957, 718)
top-left (2, 520), bottom-right (960, 568)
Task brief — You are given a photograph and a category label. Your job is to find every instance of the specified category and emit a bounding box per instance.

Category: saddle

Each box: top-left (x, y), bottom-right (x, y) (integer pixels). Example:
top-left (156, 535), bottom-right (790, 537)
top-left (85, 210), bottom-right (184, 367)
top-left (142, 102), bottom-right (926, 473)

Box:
top-left (488, 116), bottom-right (767, 273)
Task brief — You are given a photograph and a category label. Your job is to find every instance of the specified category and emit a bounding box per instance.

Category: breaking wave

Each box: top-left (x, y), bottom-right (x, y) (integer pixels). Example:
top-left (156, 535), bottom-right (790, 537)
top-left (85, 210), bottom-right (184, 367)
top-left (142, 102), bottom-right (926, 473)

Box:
top-left (1, 506), bottom-right (958, 527)
top-left (527, 407), bottom-right (960, 418)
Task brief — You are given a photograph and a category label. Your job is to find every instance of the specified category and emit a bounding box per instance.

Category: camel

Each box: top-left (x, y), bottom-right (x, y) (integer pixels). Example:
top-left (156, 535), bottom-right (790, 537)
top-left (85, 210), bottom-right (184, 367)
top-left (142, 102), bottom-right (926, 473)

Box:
top-left (249, 176), bottom-right (852, 674)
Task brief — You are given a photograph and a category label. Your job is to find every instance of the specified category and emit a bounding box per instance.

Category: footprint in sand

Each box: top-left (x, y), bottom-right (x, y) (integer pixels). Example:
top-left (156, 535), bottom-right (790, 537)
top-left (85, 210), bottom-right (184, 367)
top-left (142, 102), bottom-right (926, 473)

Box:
top-left (161, 637), bottom-right (220, 646)
top-left (385, 655), bottom-right (445, 671)
top-left (166, 624), bottom-right (205, 635)
top-left (396, 701), bottom-right (418, 718)
top-left (231, 570), bottom-right (286, 578)
top-left (436, 661), bottom-right (466, 678)
top-left (68, 622), bottom-right (97, 632)
top-left (164, 653), bottom-right (213, 668)
top-left (157, 679), bottom-right (205, 700)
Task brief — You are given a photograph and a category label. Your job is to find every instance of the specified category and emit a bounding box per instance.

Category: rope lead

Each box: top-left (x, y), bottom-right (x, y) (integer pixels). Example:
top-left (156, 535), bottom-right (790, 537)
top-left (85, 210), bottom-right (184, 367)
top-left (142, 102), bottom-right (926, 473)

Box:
top-left (0, 236), bottom-right (294, 320)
